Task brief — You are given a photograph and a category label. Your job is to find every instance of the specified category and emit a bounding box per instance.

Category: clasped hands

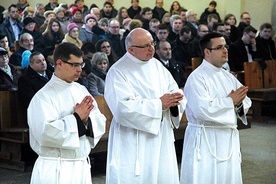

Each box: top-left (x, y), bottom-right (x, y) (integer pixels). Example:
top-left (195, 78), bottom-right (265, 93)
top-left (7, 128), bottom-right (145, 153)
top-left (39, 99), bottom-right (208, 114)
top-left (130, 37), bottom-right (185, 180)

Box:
top-left (228, 86), bottom-right (248, 106)
top-left (74, 96), bottom-right (94, 123)
top-left (160, 92), bottom-right (184, 110)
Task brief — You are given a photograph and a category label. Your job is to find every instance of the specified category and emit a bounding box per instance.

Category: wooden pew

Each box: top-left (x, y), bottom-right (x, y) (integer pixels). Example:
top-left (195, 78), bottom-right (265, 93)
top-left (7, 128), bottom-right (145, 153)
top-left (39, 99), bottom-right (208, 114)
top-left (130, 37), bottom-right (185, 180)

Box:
top-left (0, 91), bottom-right (28, 171)
top-left (243, 60), bottom-right (276, 122)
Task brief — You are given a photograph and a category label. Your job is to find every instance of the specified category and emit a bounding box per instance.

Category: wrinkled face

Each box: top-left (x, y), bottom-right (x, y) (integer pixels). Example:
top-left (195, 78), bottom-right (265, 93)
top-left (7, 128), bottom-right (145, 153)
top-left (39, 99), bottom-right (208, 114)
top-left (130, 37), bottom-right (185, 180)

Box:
top-left (187, 11), bottom-right (197, 23)
top-left (198, 25), bottom-right (209, 37)
top-left (25, 22), bottom-right (36, 32)
top-left (260, 28), bottom-right (271, 40)
top-left (51, 21), bottom-right (60, 32)
top-left (0, 37), bottom-right (9, 50)
top-left (224, 25), bottom-right (231, 37)
top-left (143, 11), bottom-right (153, 20)
top-left (108, 20), bottom-right (120, 35)
top-left (21, 35), bottom-right (34, 50)
top-left (149, 22), bottom-right (160, 34)
top-left (205, 37), bottom-right (228, 68)
top-left (103, 4), bottom-right (112, 14)
top-left (157, 42), bottom-right (171, 60)
top-left (69, 27), bottom-right (79, 39)
top-left (56, 54), bottom-right (83, 83)
top-left (128, 31), bottom-right (155, 61)
top-left (241, 13), bottom-right (251, 25)
top-left (9, 7), bottom-right (19, 20)
top-left (0, 54), bottom-right (9, 68)
top-left (86, 18), bottom-right (97, 28)
top-left (243, 31), bottom-right (256, 45)
top-left (226, 16), bottom-right (236, 26)
top-left (37, 5), bottom-right (45, 15)
top-left (30, 54), bottom-right (47, 73)
top-left (171, 19), bottom-right (183, 32)
top-left (100, 41), bottom-right (111, 56)
top-left (156, 0), bottom-right (163, 8)
top-left (156, 29), bottom-right (168, 41)
top-left (96, 59), bottom-right (108, 71)
top-left (50, 0), bottom-right (59, 7)
top-left (91, 8), bottom-right (100, 20)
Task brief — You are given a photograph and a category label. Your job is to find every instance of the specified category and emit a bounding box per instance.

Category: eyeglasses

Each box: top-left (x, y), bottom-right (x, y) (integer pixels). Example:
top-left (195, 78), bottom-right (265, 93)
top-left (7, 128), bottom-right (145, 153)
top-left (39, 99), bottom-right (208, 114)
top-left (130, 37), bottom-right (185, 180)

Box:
top-left (61, 60), bottom-right (85, 68)
top-left (246, 33), bottom-right (255, 39)
top-left (131, 41), bottom-right (156, 49)
top-left (23, 39), bottom-right (34, 44)
top-left (207, 45), bottom-right (229, 51)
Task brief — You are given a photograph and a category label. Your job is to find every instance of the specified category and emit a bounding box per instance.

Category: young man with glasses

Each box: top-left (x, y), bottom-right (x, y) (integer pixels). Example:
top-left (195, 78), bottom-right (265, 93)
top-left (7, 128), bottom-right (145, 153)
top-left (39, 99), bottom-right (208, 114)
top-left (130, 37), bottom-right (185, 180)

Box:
top-left (180, 32), bottom-right (251, 184)
top-left (27, 42), bottom-right (106, 184)
top-left (105, 28), bottom-right (186, 183)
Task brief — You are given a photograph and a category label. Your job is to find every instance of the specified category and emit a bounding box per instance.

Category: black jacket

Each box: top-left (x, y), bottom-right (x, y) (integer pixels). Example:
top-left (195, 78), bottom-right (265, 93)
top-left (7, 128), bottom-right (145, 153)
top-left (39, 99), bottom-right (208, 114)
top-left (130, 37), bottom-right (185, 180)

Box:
top-left (199, 8), bottom-right (221, 25)
top-left (0, 64), bottom-right (21, 91)
top-left (256, 35), bottom-right (276, 60)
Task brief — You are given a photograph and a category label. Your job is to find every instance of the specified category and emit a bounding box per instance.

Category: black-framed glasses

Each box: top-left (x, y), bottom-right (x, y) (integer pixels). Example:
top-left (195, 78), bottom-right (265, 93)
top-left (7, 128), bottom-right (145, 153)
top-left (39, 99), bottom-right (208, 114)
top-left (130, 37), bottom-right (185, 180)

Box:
top-left (131, 41), bottom-right (156, 49)
top-left (61, 60), bottom-right (85, 69)
top-left (207, 45), bottom-right (229, 51)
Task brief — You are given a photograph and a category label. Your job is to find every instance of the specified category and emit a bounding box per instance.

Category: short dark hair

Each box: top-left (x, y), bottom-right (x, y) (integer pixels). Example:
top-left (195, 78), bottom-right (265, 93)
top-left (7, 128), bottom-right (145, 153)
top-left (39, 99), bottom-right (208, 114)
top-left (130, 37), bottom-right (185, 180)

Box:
top-left (155, 40), bottom-right (169, 50)
top-left (29, 51), bottom-right (42, 63)
top-left (157, 23), bottom-right (168, 31)
top-left (103, 1), bottom-right (113, 7)
top-left (207, 14), bottom-right (218, 21)
top-left (199, 32), bottom-right (224, 57)
top-left (243, 26), bottom-right (257, 34)
top-left (81, 42), bottom-right (96, 55)
top-left (213, 22), bottom-right (224, 32)
top-left (209, 1), bottom-right (217, 7)
top-left (180, 26), bottom-right (191, 36)
top-left (259, 23), bottom-right (272, 31)
top-left (53, 43), bottom-right (83, 65)
top-left (0, 33), bottom-right (7, 40)
top-left (8, 4), bottom-right (18, 12)
top-left (141, 7), bottom-right (152, 15)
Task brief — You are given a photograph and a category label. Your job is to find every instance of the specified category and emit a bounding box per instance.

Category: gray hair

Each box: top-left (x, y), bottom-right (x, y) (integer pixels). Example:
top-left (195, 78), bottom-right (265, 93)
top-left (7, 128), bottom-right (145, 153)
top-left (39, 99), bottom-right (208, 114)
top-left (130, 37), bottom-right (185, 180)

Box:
top-left (91, 52), bottom-right (109, 68)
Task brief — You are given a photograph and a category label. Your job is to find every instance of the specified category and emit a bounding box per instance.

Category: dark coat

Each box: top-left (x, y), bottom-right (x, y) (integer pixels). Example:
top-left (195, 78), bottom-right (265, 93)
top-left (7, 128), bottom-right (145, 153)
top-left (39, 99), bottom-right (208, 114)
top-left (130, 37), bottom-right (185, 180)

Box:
top-left (228, 39), bottom-right (262, 71)
top-left (199, 8), bottom-right (221, 25)
top-left (44, 2), bottom-right (59, 11)
top-left (0, 64), bottom-right (21, 91)
top-left (105, 32), bottom-right (125, 58)
top-left (152, 7), bottom-right (166, 22)
top-left (256, 35), bottom-right (276, 60)
top-left (20, 28), bottom-right (45, 53)
top-left (155, 55), bottom-right (185, 87)
top-left (0, 18), bottom-right (23, 50)
top-left (185, 22), bottom-right (198, 41)
top-left (18, 66), bottom-right (52, 109)
top-left (9, 47), bottom-right (28, 67)
top-left (127, 6), bottom-right (142, 19)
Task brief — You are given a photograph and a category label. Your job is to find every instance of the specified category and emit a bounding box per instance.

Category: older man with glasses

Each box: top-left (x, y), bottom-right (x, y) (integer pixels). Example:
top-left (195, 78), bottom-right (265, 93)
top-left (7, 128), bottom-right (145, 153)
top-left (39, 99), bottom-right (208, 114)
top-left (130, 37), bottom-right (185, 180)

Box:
top-left (105, 28), bottom-right (187, 184)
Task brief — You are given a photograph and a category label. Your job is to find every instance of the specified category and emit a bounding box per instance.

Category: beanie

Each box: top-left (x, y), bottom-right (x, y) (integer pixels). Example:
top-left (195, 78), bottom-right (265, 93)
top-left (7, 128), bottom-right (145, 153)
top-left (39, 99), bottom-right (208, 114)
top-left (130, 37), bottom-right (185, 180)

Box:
top-left (71, 7), bottom-right (82, 15)
top-left (23, 17), bottom-right (36, 26)
top-left (123, 18), bottom-right (132, 26)
top-left (67, 23), bottom-right (79, 32)
top-left (84, 14), bottom-right (98, 23)
top-left (21, 50), bottom-right (32, 69)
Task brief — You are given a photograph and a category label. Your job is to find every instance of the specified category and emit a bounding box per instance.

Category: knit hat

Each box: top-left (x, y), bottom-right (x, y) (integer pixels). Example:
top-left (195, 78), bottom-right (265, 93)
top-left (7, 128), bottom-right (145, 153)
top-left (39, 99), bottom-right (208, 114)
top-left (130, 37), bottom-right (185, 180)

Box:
top-left (84, 14), bottom-right (98, 23)
top-left (44, 10), bottom-right (56, 18)
top-left (23, 17), bottom-right (36, 26)
top-left (67, 23), bottom-right (79, 32)
top-left (21, 50), bottom-right (32, 69)
top-left (71, 7), bottom-right (82, 15)
top-left (123, 18), bottom-right (132, 26)
top-left (0, 47), bottom-right (8, 55)
top-left (53, 7), bottom-right (65, 14)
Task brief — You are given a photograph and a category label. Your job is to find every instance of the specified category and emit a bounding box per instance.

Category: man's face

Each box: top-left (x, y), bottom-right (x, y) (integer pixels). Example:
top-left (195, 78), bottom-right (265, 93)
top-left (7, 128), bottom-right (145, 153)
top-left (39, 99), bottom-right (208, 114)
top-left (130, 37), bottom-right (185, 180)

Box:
top-left (241, 13), bottom-right (251, 25)
top-left (224, 25), bottom-right (231, 37)
top-left (260, 28), bottom-right (272, 40)
top-left (76, 0), bottom-right (84, 8)
top-left (25, 22), bottom-right (36, 32)
top-left (37, 5), bottom-right (45, 15)
top-left (180, 11), bottom-right (187, 21)
top-left (91, 8), bottom-right (100, 20)
top-left (208, 5), bottom-right (215, 12)
top-left (149, 22), bottom-right (160, 34)
top-left (30, 54), bottom-right (47, 73)
top-left (156, 29), bottom-right (168, 41)
top-left (103, 4), bottom-right (112, 14)
top-left (216, 26), bottom-right (225, 35)
top-left (50, 0), bottom-right (58, 8)
top-left (208, 18), bottom-right (218, 29)
top-left (57, 54), bottom-right (83, 83)
top-left (187, 11), bottom-right (197, 23)
top-left (21, 35), bottom-right (34, 50)
top-left (206, 37), bottom-right (228, 68)
top-left (0, 54), bottom-right (9, 68)
top-left (9, 7), bottom-right (19, 20)
top-left (243, 31), bottom-right (256, 45)
top-left (157, 42), bottom-right (171, 61)
top-left (128, 32), bottom-right (155, 61)
top-left (83, 52), bottom-right (94, 60)
top-left (156, 0), bottom-right (163, 8)
top-left (0, 37), bottom-right (9, 50)
top-left (198, 25), bottom-right (209, 37)
top-left (143, 11), bottom-right (153, 20)
top-left (108, 20), bottom-right (120, 35)
top-left (132, 0), bottom-right (139, 8)
top-left (180, 32), bottom-right (191, 44)
top-left (171, 19), bottom-right (183, 32)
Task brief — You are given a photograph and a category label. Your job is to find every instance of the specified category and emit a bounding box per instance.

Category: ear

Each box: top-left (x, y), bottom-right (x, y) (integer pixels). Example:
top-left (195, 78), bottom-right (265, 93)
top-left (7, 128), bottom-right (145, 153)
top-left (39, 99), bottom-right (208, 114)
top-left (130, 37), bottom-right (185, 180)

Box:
top-left (55, 59), bottom-right (62, 69)
top-left (204, 48), bottom-right (211, 57)
top-left (127, 47), bottom-right (135, 55)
